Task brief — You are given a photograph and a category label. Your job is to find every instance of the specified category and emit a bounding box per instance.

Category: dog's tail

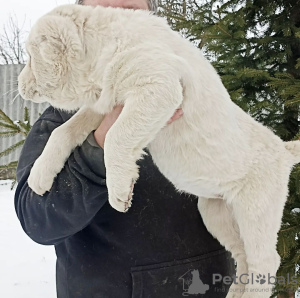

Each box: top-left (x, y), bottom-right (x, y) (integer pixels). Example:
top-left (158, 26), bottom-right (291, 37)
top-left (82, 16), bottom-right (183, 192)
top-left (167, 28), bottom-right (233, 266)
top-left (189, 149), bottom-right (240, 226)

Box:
top-left (285, 141), bottom-right (300, 164)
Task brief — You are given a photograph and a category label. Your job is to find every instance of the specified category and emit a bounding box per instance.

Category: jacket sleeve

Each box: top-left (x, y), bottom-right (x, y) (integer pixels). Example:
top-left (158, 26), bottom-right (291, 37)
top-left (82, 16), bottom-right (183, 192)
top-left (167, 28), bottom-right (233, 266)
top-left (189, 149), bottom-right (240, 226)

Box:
top-left (14, 107), bottom-right (108, 245)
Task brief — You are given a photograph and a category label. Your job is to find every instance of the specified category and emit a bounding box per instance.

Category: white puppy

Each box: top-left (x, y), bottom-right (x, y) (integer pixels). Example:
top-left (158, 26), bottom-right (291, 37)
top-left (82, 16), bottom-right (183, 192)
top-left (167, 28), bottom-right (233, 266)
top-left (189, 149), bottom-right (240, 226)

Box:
top-left (18, 4), bottom-right (300, 297)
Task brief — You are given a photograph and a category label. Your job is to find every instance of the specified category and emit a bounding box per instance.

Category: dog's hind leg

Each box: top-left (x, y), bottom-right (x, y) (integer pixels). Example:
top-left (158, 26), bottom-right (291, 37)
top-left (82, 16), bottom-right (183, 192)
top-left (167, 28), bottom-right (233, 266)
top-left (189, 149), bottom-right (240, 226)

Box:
top-left (197, 197), bottom-right (248, 298)
top-left (229, 176), bottom-right (288, 298)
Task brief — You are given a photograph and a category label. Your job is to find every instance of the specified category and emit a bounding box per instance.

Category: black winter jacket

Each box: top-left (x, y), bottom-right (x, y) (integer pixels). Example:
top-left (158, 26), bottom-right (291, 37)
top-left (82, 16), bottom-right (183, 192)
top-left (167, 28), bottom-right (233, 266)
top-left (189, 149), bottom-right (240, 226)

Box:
top-left (15, 106), bottom-right (235, 298)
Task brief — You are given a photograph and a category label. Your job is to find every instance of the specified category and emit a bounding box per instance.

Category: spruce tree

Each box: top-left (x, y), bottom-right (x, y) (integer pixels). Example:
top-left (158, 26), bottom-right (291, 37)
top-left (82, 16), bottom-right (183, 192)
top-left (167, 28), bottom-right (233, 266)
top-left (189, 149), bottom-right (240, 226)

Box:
top-left (0, 107), bottom-right (32, 185)
top-left (159, 0), bottom-right (300, 296)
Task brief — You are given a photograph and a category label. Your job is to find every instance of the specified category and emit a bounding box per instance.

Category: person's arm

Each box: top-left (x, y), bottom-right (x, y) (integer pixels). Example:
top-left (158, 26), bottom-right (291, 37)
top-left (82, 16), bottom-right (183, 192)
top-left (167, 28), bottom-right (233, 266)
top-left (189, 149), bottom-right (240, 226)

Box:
top-left (14, 107), bottom-right (108, 245)
top-left (94, 105), bottom-right (184, 148)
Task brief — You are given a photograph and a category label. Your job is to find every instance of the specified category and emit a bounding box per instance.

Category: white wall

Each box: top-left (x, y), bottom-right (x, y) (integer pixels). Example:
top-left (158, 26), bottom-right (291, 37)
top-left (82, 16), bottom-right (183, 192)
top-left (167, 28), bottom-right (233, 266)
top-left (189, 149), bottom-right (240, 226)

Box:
top-left (0, 64), bottom-right (49, 166)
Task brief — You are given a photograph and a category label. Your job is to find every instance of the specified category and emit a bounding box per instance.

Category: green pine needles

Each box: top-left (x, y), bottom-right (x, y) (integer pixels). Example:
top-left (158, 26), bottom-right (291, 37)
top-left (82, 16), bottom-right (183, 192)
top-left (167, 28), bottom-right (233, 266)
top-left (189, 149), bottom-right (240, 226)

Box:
top-left (0, 107), bottom-right (32, 185)
top-left (159, 0), bottom-right (300, 296)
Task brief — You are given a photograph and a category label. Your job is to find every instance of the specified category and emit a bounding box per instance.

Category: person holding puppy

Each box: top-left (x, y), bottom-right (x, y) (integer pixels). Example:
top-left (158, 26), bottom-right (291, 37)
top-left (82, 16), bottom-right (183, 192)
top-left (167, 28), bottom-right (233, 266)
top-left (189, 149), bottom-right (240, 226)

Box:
top-left (14, 0), bottom-right (235, 297)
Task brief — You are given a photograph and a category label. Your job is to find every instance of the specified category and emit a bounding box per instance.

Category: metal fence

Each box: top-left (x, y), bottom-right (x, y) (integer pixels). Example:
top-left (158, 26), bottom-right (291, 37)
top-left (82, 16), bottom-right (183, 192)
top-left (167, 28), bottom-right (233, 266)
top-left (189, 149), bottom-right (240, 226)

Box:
top-left (0, 64), bottom-right (49, 166)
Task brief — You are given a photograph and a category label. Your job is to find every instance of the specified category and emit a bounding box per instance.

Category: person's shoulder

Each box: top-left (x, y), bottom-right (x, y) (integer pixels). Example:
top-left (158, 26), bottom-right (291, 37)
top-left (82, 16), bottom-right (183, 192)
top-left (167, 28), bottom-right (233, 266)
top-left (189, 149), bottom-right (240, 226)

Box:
top-left (37, 106), bottom-right (76, 124)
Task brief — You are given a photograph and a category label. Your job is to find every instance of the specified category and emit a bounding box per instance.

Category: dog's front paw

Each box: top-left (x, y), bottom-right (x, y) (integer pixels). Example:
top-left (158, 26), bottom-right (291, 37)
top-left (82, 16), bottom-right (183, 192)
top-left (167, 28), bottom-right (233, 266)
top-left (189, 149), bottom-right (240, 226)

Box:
top-left (28, 157), bottom-right (58, 195)
top-left (108, 181), bottom-right (135, 213)
top-left (105, 152), bottom-right (140, 212)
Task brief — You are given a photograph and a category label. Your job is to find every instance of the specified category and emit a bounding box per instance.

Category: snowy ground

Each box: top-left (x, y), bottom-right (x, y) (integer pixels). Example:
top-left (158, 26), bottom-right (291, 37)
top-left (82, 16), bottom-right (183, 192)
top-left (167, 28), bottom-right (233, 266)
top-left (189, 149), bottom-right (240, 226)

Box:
top-left (0, 180), bottom-right (56, 298)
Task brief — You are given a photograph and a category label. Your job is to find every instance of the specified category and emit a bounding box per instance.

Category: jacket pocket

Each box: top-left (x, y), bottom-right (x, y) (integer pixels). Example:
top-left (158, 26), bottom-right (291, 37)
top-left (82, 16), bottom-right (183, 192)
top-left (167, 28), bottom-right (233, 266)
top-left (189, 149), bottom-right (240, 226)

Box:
top-left (131, 249), bottom-right (235, 298)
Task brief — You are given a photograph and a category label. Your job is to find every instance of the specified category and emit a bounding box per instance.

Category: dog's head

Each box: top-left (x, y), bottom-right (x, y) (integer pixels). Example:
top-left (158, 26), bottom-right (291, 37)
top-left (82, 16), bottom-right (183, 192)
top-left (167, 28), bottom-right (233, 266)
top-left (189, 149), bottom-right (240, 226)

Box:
top-left (18, 13), bottom-right (86, 110)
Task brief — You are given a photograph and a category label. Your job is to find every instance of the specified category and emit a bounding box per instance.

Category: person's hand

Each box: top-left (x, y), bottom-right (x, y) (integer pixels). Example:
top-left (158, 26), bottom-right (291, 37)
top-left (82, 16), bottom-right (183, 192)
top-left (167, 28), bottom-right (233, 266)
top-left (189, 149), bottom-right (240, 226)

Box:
top-left (94, 105), bottom-right (124, 149)
top-left (94, 105), bottom-right (183, 148)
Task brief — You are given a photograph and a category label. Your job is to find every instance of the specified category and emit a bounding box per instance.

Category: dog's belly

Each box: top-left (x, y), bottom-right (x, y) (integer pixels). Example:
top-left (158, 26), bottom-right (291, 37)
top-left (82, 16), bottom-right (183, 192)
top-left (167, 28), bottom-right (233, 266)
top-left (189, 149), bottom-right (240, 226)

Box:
top-left (172, 178), bottom-right (223, 199)
top-left (148, 140), bottom-right (228, 199)
top-left (148, 148), bottom-right (224, 198)
top-left (148, 119), bottom-right (249, 199)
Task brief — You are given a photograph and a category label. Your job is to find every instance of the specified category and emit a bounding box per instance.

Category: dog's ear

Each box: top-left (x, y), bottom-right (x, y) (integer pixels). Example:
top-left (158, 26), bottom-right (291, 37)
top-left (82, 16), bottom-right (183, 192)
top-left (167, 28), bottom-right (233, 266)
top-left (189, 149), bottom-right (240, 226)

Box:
top-left (34, 15), bottom-right (83, 65)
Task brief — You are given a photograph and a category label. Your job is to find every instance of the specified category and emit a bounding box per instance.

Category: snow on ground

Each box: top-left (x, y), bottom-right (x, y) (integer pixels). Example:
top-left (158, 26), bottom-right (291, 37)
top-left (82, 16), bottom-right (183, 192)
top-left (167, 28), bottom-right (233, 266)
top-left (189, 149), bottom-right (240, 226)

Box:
top-left (0, 180), bottom-right (56, 298)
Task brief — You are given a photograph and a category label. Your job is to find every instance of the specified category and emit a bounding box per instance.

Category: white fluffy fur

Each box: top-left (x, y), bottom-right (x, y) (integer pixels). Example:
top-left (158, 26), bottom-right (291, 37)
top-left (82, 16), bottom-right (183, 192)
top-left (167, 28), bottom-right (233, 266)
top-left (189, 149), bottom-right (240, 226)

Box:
top-left (18, 4), bottom-right (300, 297)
